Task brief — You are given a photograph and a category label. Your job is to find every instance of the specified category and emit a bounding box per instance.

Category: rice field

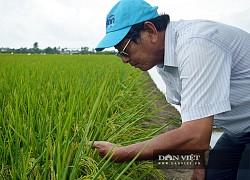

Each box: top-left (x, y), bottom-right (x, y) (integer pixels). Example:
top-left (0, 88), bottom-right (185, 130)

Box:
top-left (0, 54), bottom-right (168, 179)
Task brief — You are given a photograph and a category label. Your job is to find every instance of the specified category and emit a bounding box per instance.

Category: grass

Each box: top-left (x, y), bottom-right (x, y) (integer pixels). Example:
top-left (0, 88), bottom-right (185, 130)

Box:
top-left (0, 54), bottom-right (168, 179)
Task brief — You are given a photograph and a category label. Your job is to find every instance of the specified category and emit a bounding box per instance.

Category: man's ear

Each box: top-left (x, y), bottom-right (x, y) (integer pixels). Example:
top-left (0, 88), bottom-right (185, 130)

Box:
top-left (143, 21), bottom-right (158, 43)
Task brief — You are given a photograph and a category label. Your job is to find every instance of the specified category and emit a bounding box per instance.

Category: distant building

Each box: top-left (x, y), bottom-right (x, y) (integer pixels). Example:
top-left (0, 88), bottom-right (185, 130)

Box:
top-left (61, 48), bottom-right (80, 54)
top-left (0, 47), bottom-right (9, 52)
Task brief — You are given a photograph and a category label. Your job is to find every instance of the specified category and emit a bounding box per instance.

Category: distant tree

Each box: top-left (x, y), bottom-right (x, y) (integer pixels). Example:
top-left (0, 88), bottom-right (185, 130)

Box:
top-left (53, 47), bottom-right (58, 54)
top-left (33, 42), bottom-right (40, 53)
top-left (33, 42), bottom-right (38, 49)
top-left (44, 47), bottom-right (54, 54)
top-left (81, 47), bottom-right (89, 54)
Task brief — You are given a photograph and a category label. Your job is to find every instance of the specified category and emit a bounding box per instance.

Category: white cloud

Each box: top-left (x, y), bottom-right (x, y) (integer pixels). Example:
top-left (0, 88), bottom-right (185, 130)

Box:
top-left (0, 0), bottom-right (249, 49)
top-left (224, 8), bottom-right (250, 33)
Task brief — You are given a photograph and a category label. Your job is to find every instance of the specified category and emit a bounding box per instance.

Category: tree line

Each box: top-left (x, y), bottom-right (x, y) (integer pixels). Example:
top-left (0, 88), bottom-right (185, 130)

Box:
top-left (0, 42), bottom-right (116, 55)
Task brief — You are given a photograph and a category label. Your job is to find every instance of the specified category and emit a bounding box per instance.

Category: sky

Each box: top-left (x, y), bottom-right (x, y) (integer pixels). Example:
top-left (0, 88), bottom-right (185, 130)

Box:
top-left (0, 0), bottom-right (250, 50)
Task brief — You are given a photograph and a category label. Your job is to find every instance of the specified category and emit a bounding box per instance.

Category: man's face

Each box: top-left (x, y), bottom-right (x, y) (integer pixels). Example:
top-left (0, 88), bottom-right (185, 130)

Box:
top-left (115, 31), bottom-right (164, 71)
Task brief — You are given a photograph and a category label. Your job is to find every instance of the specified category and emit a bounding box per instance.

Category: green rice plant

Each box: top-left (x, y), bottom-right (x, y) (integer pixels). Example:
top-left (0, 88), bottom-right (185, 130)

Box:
top-left (0, 54), bottom-right (170, 179)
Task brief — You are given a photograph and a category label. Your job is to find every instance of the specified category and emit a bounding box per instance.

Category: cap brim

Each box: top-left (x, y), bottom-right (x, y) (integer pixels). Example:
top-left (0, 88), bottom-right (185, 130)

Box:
top-left (95, 26), bottom-right (131, 51)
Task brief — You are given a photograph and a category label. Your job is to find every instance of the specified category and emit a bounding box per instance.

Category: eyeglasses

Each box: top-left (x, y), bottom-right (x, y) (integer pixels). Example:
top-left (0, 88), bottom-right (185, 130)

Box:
top-left (116, 38), bottom-right (132, 58)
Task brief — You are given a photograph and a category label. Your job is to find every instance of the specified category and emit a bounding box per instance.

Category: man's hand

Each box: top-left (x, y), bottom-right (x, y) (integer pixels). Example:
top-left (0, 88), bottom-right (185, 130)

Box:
top-left (89, 141), bottom-right (124, 162)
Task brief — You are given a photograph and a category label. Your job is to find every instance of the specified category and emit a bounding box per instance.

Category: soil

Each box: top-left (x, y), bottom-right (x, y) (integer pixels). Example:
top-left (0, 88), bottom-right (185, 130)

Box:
top-left (143, 72), bottom-right (194, 180)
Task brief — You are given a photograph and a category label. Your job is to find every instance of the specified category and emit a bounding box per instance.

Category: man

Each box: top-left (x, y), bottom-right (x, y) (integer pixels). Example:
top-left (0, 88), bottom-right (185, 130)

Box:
top-left (91, 0), bottom-right (250, 179)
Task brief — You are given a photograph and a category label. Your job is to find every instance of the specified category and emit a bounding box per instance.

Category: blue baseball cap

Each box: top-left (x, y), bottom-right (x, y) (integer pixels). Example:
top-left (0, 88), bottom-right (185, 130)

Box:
top-left (95, 0), bottom-right (159, 51)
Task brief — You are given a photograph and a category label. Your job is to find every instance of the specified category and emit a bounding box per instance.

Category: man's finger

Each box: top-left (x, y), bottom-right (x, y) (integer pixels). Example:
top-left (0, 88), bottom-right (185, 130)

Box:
top-left (88, 141), bottom-right (104, 148)
top-left (88, 141), bottom-right (97, 148)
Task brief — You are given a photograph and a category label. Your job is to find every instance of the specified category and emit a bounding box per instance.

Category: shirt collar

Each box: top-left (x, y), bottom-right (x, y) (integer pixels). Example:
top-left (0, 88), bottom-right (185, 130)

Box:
top-left (163, 21), bottom-right (178, 67)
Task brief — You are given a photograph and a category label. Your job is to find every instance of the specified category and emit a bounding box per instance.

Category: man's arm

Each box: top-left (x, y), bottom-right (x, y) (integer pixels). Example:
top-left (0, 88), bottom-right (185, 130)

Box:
top-left (90, 116), bottom-right (213, 162)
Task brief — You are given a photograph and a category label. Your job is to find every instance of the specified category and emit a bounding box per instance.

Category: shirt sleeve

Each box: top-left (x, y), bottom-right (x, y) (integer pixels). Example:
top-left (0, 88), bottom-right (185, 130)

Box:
top-left (178, 38), bottom-right (232, 121)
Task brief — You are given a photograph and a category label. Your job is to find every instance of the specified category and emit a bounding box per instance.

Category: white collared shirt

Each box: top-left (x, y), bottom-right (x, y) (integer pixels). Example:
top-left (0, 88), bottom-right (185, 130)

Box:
top-left (157, 20), bottom-right (250, 136)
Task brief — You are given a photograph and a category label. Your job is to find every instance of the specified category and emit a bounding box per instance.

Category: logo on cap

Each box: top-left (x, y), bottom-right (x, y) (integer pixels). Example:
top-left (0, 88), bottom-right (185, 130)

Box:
top-left (106, 15), bottom-right (115, 29)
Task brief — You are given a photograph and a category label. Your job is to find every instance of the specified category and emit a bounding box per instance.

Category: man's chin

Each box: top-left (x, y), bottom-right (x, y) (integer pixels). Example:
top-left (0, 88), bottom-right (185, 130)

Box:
top-left (138, 66), bottom-right (154, 71)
